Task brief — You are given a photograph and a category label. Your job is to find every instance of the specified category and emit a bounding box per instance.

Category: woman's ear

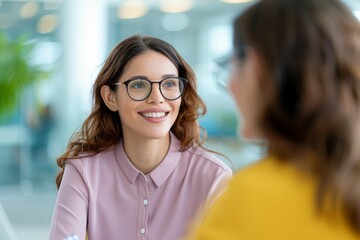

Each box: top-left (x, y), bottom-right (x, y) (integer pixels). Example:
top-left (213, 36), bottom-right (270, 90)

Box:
top-left (100, 85), bottom-right (118, 112)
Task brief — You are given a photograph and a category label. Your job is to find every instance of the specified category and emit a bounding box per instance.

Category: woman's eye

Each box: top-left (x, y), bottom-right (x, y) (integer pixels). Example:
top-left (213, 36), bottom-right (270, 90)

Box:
top-left (163, 80), bottom-right (177, 88)
top-left (130, 80), bottom-right (146, 89)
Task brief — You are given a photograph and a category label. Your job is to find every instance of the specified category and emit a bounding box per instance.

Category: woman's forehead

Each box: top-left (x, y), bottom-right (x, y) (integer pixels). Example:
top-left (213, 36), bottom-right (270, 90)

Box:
top-left (121, 51), bottom-right (179, 79)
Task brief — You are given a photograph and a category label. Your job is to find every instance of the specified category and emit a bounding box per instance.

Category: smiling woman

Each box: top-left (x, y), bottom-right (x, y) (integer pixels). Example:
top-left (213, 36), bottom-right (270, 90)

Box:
top-left (49, 35), bottom-right (232, 240)
top-left (100, 50), bottom-right (185, 158)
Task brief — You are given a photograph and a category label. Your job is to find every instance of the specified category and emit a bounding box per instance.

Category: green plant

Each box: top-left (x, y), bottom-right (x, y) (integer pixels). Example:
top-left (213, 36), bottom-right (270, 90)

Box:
top-left (0, 33), bottom-right (49, 119)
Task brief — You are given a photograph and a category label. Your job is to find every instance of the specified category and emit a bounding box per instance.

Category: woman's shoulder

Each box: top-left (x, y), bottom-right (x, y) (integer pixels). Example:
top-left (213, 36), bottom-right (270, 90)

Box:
top-left (170, 132), bottom-right (231, 172)
top-left (184, 146), bottom-right (232, 173)
top-left (65, 146), bottom-right (117, 169)
top-left (232, 156), bottom-right (313, 192)
top-left (236, 155), bottom-right (310, 178)
top-left (207, 156), bottom-right (359, 240)
top-left (224, 156), bottom-right (318, 215)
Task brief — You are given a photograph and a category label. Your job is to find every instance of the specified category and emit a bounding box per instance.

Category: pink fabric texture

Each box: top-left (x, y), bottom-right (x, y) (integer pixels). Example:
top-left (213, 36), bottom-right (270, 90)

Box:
top-left (49, 133), bottom-right (232, 240)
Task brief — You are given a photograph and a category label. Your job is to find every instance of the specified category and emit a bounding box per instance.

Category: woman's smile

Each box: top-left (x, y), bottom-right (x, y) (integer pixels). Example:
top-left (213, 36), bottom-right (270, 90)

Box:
top-left (138, 109), bottom-right (170, 123)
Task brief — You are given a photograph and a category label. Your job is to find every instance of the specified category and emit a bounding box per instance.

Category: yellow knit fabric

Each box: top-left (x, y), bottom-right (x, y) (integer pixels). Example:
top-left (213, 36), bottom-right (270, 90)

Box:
top-left (187, 156), bottom-right (360, 240)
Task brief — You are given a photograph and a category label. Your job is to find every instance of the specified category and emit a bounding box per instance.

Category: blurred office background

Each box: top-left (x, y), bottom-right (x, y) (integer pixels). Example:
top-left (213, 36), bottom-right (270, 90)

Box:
top-left (0, 0), bottom-right (359, 239)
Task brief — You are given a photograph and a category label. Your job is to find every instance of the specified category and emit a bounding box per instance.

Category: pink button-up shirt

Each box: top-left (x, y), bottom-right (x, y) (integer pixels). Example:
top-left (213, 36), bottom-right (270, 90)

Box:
top-left (49, 133), bottom-right (232, 240)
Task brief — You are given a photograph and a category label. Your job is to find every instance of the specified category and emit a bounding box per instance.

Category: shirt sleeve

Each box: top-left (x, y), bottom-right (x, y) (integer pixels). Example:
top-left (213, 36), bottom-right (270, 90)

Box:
top-left (185, 165), bottom-right (233, 236)
top-left (204, 166), bottom-right (233, 211)
top-left (49, 160), bottom-right (89, 240)
top-left (184, 175), bottom-right (243, 240)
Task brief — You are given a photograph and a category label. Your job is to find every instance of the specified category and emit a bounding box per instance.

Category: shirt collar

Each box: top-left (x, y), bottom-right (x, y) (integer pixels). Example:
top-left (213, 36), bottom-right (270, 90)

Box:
top-left (115, 140), bottom-right (140, 184)
top-left (149, 132), bottom-right (181, 187)
top-left (115, 132), bottom-right (182, 187)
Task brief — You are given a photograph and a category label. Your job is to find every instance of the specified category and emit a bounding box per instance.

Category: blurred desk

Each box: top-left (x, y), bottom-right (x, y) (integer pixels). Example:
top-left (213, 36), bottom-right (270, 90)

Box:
top-left (0, 202), bottom-right (18, 240)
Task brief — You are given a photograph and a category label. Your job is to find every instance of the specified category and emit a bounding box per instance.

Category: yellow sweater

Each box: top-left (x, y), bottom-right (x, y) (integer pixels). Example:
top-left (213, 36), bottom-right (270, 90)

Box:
top-left (187, 156), bottom-right (359, 240)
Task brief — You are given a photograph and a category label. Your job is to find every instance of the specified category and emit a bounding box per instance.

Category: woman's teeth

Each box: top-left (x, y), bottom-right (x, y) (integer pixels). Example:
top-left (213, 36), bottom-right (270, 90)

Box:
top-left (142, 112), bottom-right (166, 118)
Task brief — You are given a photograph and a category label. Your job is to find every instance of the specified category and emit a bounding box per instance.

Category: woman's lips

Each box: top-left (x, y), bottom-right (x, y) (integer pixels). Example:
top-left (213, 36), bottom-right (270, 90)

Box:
top-left (139, 111), bottom-right (170, 123)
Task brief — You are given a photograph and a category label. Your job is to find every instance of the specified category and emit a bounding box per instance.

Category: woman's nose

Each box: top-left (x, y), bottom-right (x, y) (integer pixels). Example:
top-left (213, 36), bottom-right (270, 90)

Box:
top-left (146, 83), bottom-right (164, 103)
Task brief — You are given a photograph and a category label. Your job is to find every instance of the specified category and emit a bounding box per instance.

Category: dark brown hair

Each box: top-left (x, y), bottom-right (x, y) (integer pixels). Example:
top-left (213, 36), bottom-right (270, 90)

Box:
top-left (56, 35), bottom-right (208, 188)
top-left (234, 0), bottom-right (360, 232)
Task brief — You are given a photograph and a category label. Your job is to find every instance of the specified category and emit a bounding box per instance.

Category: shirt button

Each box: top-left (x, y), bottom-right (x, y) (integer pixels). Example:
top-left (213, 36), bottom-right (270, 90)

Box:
top-left (143, 199), bottom-right (149, 206)
top-left (140, 228), bottom-right (146, 234)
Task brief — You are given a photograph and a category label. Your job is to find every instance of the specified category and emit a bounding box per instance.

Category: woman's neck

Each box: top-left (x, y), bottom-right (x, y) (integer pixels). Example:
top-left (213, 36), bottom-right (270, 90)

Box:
top-left (122, 133), bottom-right (171, 175)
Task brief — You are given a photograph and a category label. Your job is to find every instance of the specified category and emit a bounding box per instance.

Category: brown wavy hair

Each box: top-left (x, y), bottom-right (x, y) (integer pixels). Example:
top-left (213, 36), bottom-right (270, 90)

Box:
top-left (234, 0), bottom-right (360, 233)
top-left (56, 35), bottom-right (208, 188)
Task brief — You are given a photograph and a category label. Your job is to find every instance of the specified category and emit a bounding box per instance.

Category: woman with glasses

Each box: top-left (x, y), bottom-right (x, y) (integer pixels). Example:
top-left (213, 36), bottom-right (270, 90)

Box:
top-left (187, 0), bottom-right (360, 239)
top-left (49, 35), bottom-right (232, 240)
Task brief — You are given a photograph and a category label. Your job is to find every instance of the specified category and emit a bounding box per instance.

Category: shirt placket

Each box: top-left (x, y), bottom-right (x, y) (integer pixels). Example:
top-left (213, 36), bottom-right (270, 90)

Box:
top-left (137, 174), bottom-right (150, 240)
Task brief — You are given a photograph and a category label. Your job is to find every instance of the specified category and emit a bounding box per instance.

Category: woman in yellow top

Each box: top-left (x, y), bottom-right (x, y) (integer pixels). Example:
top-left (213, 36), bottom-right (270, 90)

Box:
top-left (186, 0), bottom-right (360, 239)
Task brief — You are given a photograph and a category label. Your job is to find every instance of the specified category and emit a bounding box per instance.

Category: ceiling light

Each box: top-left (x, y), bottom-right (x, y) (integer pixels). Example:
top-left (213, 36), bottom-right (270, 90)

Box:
top-left (118, 0), bottom-right (148, 19)
top-left (37, 14), bottom-right (58, 34)
top-left (20, 2), bottom-right (39, 19)
top-left (221, 0), bottom-right (253, 3)
top-left (44, 0), bottom-right (63, 10)
top-left (159, 0), bottom-right (193, 13)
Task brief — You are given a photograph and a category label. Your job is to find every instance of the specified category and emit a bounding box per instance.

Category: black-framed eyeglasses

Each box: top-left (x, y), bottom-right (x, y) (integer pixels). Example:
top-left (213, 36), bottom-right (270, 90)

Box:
top-left (112, 76), bottom-right (188, 101)
top-left (213, 47), bottom-right (248, 90)
top-left (213, 55), bottom-right (232, 90)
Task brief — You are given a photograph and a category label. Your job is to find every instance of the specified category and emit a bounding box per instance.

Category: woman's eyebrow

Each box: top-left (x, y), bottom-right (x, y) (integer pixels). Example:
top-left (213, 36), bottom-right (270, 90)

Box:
top-left (126, 74), bottom-right (178, 81)
top-left (161, 74), bottom-right (178, 78)
top-left (127, 75), bottom-right (149, 80)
